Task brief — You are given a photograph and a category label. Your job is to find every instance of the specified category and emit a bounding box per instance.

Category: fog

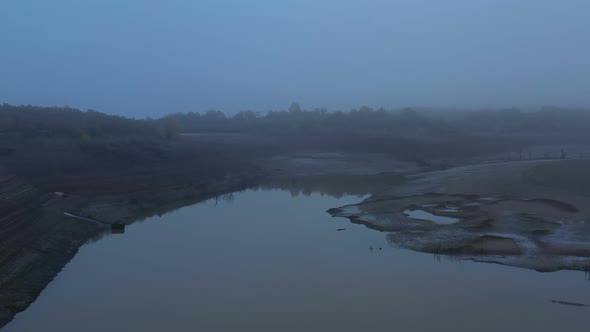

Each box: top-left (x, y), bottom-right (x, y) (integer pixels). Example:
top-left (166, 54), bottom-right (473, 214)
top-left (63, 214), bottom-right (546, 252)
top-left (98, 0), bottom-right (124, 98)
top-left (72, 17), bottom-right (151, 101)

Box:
top-left (2, 0), bottom-right (590, 117)
top-left (3, 2), bottom-right (590, 330)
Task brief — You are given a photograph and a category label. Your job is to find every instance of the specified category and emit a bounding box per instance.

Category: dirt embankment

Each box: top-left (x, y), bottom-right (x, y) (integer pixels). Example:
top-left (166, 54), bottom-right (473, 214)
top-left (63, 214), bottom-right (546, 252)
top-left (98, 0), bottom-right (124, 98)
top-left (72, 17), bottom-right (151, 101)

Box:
top-left (0, 175), bottom-right (100, 326)
top-left (0, 162), bottom-right (263, 328)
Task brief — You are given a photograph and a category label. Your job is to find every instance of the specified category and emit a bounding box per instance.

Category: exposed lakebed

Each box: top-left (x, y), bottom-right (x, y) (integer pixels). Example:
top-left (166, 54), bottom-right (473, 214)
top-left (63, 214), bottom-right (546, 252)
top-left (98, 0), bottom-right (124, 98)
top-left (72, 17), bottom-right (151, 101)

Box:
top-left (4, 185), bottom-right (589, 332)
top-left (403, 209), bottom-right (460, 225)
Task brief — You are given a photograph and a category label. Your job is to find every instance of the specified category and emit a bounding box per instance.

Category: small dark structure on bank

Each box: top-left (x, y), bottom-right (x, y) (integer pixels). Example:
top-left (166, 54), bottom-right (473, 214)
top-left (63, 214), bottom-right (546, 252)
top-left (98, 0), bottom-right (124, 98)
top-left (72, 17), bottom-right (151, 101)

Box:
top-left (111, 223), bottom-right (126, 234)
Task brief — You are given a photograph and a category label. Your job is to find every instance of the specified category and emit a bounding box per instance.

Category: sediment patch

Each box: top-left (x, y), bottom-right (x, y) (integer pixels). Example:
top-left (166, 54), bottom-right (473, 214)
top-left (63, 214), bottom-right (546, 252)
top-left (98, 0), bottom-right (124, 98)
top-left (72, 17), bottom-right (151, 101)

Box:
top-left (328, 192), bottom-right (590, 272)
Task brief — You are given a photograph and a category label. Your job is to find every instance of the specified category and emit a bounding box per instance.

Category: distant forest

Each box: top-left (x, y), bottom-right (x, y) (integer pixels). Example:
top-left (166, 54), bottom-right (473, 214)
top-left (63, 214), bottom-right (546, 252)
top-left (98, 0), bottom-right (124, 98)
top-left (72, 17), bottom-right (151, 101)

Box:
top-left (2, 103), bottom-right (590, 164)
top-left (163, 103), bottom-right (590, 143)
top-left (162, 103), bottom-right (590, 161)
top-left (0, 104), bottom-right (176, 139)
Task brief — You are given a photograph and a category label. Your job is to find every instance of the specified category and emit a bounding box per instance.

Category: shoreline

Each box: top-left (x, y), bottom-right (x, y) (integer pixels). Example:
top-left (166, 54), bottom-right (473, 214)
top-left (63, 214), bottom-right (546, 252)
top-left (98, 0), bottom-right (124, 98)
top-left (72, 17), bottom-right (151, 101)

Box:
top-left (2, 153), bottom-right (589, 328)
top-left (328, 159), bottom-right (590, 273)
top-left (0, 151), bottom-right (410, 328)
top-left (0, 171), bottom-right (263, 328)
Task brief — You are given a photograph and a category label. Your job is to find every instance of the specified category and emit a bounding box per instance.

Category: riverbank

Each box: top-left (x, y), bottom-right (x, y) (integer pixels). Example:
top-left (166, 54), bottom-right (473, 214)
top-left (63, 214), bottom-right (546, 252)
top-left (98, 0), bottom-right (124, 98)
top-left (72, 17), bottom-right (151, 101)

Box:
top-left (0, 147), bottom-right (415, 328)
top-left (2, 138), bottom-right (589, 327)
top-left (328, 159), bottom-right (590, 272)
top-left (0, 166), bottom-right (263, 327)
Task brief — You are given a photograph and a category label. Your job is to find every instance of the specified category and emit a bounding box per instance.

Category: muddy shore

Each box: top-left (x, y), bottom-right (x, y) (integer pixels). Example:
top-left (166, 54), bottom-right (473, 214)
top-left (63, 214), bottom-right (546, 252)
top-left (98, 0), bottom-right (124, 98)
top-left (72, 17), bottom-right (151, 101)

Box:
top-left (328, 159), bottom-right (590, 273)
top-left (0, 169), bottom-right (263, 328)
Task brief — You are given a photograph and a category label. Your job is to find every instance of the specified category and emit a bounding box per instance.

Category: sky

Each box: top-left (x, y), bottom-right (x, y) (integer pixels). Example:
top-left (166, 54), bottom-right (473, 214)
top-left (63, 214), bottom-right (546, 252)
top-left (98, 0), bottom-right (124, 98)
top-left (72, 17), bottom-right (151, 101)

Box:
top-left (1, 0), bottom-right (590, 118)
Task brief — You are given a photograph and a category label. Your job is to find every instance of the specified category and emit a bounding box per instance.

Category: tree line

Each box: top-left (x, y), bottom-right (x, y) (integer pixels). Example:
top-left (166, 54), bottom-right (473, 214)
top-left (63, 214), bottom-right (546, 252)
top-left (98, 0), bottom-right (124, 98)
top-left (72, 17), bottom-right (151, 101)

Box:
top-left (0, 104), bottom-right (177, 140)
top-left (3, 103), bottom-right (590, 162)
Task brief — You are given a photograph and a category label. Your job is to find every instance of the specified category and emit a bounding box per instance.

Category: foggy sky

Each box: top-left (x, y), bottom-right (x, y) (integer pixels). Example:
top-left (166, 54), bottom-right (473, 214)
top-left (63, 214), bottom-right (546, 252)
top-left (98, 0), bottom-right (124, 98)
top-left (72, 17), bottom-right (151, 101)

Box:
top-left (2, 0), bottom-right (590, 117)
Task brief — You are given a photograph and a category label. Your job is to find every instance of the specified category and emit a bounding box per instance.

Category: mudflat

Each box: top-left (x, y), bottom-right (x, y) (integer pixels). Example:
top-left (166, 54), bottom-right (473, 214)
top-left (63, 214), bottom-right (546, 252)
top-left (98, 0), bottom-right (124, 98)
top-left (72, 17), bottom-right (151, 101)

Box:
top-left (329, 159), bottom-right (590, 272)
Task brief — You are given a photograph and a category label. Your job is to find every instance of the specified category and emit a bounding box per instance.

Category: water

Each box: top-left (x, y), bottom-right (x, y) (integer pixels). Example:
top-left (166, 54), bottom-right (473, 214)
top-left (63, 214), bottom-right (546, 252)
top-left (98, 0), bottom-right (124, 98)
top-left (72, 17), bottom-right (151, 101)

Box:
top-left (4, 189), bottom-right (590, 332)
top-left (403, 209), bottom-right (460, 225)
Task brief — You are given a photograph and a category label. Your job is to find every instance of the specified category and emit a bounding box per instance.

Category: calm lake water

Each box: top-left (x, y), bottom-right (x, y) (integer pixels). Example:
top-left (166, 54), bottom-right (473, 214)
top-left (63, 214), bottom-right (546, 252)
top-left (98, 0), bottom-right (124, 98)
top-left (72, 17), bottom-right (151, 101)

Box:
top-left (4, 188), bottom-right (590, 331)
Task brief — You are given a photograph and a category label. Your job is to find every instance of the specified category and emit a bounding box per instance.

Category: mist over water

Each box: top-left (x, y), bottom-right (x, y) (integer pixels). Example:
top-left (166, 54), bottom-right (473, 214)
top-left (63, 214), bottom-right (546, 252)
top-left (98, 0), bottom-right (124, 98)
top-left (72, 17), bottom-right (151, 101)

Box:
top-left (2, 2), bottom-right (590, 331)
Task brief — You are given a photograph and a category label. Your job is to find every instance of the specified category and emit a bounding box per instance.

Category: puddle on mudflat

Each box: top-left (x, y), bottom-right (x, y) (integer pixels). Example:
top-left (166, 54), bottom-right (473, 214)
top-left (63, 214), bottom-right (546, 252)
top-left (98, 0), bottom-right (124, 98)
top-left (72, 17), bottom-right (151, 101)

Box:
top-left (479, 197), bottom-right (499, 201)
top-left (463, 202), bottom-right (481, 207)
top-left (403, 209), bottom-right (460, 225)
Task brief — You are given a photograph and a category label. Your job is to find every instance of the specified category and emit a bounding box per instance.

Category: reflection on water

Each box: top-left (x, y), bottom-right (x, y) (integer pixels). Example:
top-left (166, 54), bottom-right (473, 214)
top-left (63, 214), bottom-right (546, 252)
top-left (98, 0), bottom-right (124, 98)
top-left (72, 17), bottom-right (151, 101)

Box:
top-left (257, 172), bottom-right (404, 198)
top-left (4, 189), bottom-right (590, 332)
